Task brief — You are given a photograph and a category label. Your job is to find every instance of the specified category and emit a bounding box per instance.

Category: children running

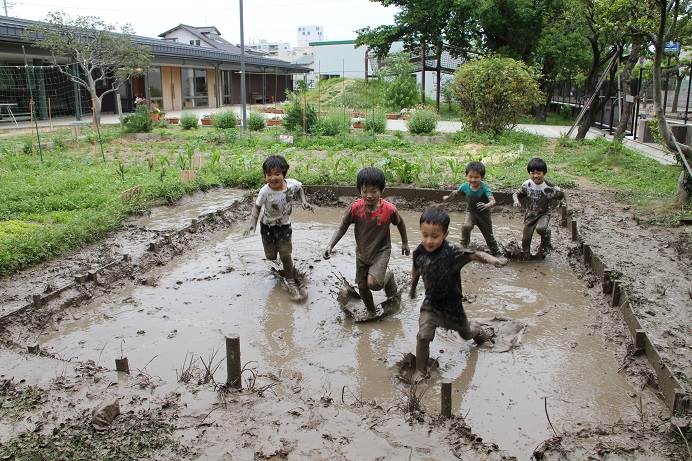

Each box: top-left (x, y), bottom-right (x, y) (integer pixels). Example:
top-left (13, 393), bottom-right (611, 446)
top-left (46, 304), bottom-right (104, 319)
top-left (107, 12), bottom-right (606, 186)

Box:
top-left (443, 161), bottom-right (500, 255)
top-left (512, 157), bottom-right (564, 257)
top-left (323, 167), bottom-right (410, 313)
top-left (245, 155), bottom-right (312, 300)
top-left (410, 207), bottom-right (506, 380)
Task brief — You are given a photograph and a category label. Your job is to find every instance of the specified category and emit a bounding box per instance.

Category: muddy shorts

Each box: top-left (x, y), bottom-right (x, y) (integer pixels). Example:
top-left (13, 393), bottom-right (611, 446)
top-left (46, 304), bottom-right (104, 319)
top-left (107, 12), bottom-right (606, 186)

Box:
top-left (417, 304), bottom-right (478, 341)
top-left (260, 223), bottom-right (292, 260)
top-left (355, 248), bottom-right (390, 286)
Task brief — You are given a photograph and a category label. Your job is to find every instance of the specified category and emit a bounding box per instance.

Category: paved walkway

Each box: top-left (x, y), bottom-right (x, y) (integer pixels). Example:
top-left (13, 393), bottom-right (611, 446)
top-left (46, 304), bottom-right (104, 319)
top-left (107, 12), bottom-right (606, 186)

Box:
top-left (0, 105), bottom-right (678, 166)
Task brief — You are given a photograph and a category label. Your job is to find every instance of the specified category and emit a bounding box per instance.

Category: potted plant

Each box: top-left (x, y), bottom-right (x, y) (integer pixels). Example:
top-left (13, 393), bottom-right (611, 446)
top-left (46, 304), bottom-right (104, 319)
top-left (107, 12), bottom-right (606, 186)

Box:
top-left (267, 115), bottom-right (282, 127)
top-left (200, 114), bottom-right (213, 126)
top-left (151, 106), bottom-right (163, 122)
top-left (400, 108), bottom-right (415, 120)
top-left (386, 113), bottom-right (400, 120)
top-left (166, 116), bottom-right (180, 125)
top-left (352, 117), bottom-right (364, 129)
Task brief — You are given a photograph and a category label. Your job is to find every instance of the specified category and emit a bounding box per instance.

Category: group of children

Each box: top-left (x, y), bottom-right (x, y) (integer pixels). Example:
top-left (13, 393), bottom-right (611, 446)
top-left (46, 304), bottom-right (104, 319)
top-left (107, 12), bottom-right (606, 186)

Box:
top-left (246, 154), bottom-right (564, 379)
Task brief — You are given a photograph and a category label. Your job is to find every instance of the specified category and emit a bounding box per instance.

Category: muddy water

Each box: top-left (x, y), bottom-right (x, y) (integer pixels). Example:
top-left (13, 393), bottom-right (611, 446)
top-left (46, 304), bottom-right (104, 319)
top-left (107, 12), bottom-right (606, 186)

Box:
top-left (128, 188), bottom-right (247, 231)
top-left (39, 207), bottom-right (640, 458)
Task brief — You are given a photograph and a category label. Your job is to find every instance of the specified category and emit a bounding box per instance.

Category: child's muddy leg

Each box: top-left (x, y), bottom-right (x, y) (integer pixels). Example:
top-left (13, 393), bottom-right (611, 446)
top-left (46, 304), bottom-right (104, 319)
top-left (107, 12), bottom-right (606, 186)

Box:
top-left (415, 338), bottom-right (430, 375)
top-left (477, 214), bottom-right (500, 254)
top-left (358, 280), bottom-right (377, 312)
top-left (535, 215), bottom-right (551, 250)
top-left (383, 271), bottom-right (398, 298)
top-left (521, 222), bottom-right (535, 253)
top-left (416, 309), bottom-right (438, 376)
top-left (460, 212), bottom-right (474, 247)
top-left (277, 240), bottom-right (295, 279)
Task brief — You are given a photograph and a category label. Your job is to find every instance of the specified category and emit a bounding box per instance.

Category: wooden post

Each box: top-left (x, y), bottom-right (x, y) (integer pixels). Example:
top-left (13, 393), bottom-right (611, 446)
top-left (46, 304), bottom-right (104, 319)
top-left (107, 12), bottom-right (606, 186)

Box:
top-left (559, 205), bottom-right (568, 227)
top-left (29, 98), bottom-right (35, 159)
top-left (611, 280), bottom-right (621, 307)
top-left (570, 219), bottom-right (578, 241)
top-left (440, 381), bottom-right (452, 418)
top-left (115, 357), bottom-right (130, 373)
top-left (48, 97), bottom-right (53, 130)
top-left (226, 336), bottom-right (242, 389)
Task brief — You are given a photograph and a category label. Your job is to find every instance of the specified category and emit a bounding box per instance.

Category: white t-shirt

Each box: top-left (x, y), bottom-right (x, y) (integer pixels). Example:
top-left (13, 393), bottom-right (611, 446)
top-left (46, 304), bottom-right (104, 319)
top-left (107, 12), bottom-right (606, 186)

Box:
top-left (255, 178), bottom-right (302, 226)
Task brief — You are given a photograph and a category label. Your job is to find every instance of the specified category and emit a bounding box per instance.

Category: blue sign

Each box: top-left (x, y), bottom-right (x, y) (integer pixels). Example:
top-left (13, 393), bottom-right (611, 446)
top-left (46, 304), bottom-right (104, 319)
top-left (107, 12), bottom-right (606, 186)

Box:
top-left (664, 41), bottom-right (681, 55)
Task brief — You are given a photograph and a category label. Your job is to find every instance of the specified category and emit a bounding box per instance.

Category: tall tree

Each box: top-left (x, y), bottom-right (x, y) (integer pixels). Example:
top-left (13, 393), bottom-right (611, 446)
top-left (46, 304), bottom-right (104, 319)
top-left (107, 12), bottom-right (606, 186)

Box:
top-left (25, 12), bottom-right (152, 125)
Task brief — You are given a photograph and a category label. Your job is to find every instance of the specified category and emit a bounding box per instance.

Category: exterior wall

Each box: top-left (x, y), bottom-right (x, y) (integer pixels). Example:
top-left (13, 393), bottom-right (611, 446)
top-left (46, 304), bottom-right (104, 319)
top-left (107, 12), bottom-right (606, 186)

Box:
top-left (207, 68), bottom-right (218, 108)
top-left (312, 42), bottom-right (364, 81)
top-left (162, 30), bottom-right (212, 48)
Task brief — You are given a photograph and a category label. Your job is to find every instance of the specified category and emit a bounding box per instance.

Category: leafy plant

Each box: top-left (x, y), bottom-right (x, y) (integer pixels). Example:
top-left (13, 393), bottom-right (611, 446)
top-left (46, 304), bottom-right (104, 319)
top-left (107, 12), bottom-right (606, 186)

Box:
top-left (247, 112), bottom-right (265, 131)
top-left (381, 153), bottom-right (422, 183)
top-left (316, 112), bottom-right (350, 136)
top-left (22, 140), bottom-right (33, 155)
top-left (451, 56), bottom-right (543, 133)
top-left (283, 103), bottom-right (318, 133)
top-left (122, 105), bottom-right (153, 133)
top-left (180, 113), bottom-right (198, 130)
top-left (212, 111), bottom-right (238, 129)
top-left (116, 161), bottom-right (125, 181)
top-left (209, 149), bottom-right (221, 167)
top-left (407, 110), bottom-right (438, 135)
top-left (365, 112), bottom-right (386, 134)
top-left (202, 128), bottom-right (238, 145)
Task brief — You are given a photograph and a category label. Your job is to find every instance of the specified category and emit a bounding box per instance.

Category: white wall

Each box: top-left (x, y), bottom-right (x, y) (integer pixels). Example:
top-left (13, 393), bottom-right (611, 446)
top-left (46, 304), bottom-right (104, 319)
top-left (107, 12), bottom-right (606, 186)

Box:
top-left (162, 30), bottom-right (212, 48)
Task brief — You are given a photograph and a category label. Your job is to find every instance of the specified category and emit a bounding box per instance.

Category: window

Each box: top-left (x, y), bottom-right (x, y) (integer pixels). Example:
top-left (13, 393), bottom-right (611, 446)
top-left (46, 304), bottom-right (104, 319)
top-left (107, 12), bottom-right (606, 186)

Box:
top-left (181, 68), bottom-right (209, 108)
top-left (147, 67), bottom-right (163, 109)
top-left (189, 39), bottom-right (194, 45)
top-left (189, 39), bottom-right (200, 46)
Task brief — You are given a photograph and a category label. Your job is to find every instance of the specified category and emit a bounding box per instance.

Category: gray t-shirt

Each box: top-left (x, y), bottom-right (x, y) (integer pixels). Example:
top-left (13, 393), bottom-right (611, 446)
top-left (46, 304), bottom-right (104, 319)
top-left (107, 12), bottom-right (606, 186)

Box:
top-left (515, 179), bottom-right (563, 222)
top-left (255, 178), bottom-right (302, 226)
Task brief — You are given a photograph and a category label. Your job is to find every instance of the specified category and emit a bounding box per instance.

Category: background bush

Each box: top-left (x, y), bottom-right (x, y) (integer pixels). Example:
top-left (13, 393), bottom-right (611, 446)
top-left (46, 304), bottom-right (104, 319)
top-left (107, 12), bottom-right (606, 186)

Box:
top-left (283, 103), bottom-right (318, 133)
top-left (247, 112), bottom-right (266, 131)
top-left (180, 113), bottom-right (198, 130)
top-left (123, 105), bottom-right (153, 133)
top-left (365, 112), bottom-right (387, 134)
top-left (316, 112), bottom-right (350, 136)
top-left (407, 110), bottom-right (438, 134)
top-left (213, 111), bottom-right (239, 129)
top-left (451, 56), bottom-right (543, 133)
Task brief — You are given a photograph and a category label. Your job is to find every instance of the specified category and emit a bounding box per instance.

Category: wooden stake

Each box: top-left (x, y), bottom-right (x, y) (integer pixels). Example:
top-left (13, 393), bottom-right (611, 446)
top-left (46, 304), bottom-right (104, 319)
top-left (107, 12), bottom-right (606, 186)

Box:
top-left (440, 381), bottom-right (452, 418)
top-left (29, 98), bottom-right (35, 159)
top-left (48, 96), bottom-right (53, 130)
top-left (570, 219), bottom-right (578, 241)
top-left (226, 336), bottom-right (241, 389)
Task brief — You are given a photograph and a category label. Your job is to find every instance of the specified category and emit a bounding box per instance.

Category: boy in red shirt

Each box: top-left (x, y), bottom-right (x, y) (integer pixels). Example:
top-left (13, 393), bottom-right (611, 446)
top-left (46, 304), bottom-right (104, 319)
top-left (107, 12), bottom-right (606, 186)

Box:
top-left (324, 167), bottom-right (410, 312)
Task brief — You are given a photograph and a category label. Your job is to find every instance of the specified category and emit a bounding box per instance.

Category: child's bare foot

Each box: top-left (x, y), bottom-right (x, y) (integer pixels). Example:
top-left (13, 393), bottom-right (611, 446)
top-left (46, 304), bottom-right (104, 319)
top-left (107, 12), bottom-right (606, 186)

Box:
top-left (474, 326), bottom-right (495, 345)
top-left (286, 279), bottom-right (302, 301)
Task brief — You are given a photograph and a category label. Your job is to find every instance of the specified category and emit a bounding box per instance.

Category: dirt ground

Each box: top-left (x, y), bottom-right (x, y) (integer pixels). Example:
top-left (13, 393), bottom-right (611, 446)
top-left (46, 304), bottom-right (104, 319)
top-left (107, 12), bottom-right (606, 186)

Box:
top-left (0, 186), bottom-right (690, 460)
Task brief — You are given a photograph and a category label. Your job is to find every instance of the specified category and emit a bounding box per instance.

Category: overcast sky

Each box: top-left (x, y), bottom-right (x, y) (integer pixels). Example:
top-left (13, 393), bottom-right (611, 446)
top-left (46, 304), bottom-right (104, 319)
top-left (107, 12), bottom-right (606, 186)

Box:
top-left (6, 0), bottom-right (399, 46)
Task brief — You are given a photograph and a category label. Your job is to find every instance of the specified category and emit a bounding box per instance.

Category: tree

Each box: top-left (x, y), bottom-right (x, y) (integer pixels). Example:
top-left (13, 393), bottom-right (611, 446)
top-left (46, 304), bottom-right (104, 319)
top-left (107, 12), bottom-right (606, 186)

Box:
top-left (451, 56), bottom-right (543, 133)
top-left (25, 12), bottom-right (152, 125)
top-left (378, 53), bottom-right (419, 110)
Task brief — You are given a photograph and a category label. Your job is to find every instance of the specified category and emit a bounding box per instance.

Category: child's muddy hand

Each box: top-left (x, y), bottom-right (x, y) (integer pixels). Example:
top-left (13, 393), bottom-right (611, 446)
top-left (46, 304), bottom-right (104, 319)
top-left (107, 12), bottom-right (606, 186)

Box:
top-left (513, 201), bottom-right (521, 208)
top-left (494, 257), bottom-right (508, 268)
top-left (243, 226), bottom-right (254, 237)
top-left (323, 248), bottom-right (331, 259)
top-left (442, 195), bottom-right (450, 201)
top-left (302, 202), bottom-right (314, 211)
top-left (476, 202), bottom-right (490, 211)
top-left (402, 243), bottom-right (410, 256)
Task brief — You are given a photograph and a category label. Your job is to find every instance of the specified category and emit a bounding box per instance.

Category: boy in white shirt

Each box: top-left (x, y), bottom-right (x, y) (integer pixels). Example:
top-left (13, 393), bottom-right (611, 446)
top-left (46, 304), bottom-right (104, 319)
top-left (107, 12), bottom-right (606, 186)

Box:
top-left (245, 155), bottom-right (312, 297)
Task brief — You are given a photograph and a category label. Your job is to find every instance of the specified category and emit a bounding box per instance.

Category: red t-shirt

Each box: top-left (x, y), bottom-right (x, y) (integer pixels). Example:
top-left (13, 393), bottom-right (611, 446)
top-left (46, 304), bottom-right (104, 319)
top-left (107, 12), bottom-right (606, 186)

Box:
top-left (338, 198), bottom-right (401, 264)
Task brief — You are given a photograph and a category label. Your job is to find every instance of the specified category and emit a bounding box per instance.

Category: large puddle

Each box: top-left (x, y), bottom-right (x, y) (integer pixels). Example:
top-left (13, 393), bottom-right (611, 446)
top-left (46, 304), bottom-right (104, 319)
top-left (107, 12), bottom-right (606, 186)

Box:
top-left (38, 206), bottom-right (640, 457)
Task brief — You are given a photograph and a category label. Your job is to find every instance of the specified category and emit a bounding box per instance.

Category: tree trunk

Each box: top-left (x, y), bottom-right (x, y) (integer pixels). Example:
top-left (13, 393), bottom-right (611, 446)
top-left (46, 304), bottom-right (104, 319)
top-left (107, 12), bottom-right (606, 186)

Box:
top-left (671, 71), bottom-right (684, 113)
top-left (535, 59), bottom-right (555, 122)
top-left (577, 48), bottom-right (619, 140)
top-left (652, 0), bottom-right (692, 204)
top-left (614, 41), bottom-right (642, 141)
top-left (435, 42), bottom-right (442, 113)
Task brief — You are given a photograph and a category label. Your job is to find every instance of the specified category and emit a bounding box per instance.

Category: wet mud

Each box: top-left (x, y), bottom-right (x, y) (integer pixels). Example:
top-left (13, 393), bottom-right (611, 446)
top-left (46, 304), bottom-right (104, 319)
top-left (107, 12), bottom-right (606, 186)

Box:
top-left (2, 203), bottom-right (680, 459)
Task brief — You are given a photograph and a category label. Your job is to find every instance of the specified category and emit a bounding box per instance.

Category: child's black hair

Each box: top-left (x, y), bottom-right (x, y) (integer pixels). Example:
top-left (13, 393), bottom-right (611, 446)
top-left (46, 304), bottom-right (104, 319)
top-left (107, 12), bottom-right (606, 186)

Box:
top-left (465, 161), bottom-right (486, 177)
top-left (356, 167), bottom-right (386, 192)
top-left (263, 155), bottom-right (289, 176)
top-left (419, 207), bottom-right (450, 232)
top-left (527, 157), bottom-right (548, 173)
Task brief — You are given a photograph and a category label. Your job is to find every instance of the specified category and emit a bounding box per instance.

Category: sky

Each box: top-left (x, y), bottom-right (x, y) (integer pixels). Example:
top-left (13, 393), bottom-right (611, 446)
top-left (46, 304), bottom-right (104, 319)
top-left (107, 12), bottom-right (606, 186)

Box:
top-left (5, 0), bottom-right (399, 46)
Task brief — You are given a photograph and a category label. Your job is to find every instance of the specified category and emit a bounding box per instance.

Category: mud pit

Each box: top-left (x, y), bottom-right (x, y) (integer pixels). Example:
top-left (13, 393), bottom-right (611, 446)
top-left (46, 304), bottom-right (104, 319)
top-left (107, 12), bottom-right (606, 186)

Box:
top-left (5, 206), bottom-right (656, 458)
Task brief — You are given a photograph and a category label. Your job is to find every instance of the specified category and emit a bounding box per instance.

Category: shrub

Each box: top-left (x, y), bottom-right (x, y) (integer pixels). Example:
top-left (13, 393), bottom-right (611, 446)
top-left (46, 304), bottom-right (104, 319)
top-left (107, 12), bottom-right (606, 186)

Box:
top-left (407, 110), bottom-right (438, 135)
top-left (384, 77), bottom-right (419, 111)
top-left (451, 56), bottom-right (543, 133)
top-left (283, 103), bottom-right (317, 133)
top-left (213, 111), bottom-right (239, 129)
top-left (202, 128), bottom-right (238, 145)
top-left (316, 112), bottom-right (350, 136)
top-left (123, 105), bottom-right (153, 133)
top-left (180, 113), bottom-right (198, 130)
top-left (247, 112), bottom-right (266, 131)
top-left (365, 112), bottom-right (387, 134)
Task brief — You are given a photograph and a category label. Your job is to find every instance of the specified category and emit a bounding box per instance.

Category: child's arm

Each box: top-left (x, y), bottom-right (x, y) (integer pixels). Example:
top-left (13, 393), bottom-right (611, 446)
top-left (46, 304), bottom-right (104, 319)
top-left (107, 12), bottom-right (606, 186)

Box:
top-left (323, 209), bottom-right (352, 259)
top-left (476, 193), bottom-right (496, 212)
top-left (298, 187), bottom-right (313, 210)
top-left (396, 213), bottom-right (410, 255)
top-left (512, 185), bottom-right (526, 208)
top-left (442, 189), bottom-right (459, 201)
top-left (469, 250), bottom-right (507, 268)
top-left (244, 204), bottom-right (262, 236)
top-left (409, 263), bottom-right (420, 298)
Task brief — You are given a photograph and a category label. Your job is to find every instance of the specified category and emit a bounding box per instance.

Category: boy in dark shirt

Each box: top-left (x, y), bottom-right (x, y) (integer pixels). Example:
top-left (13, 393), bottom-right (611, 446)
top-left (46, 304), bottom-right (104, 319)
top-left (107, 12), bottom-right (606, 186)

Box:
top-left (443, 161), bottom-right (500, 254)
top-left (410, 207), bottom-right (506, 380)
top-left (324, 167), bottom-right (410, 312)
top-left (512, 157), bottom-right (564, 256)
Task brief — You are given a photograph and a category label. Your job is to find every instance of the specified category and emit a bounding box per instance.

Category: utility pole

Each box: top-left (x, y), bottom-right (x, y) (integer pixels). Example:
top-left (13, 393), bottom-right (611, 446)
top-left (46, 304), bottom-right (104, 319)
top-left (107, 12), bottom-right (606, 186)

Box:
top-left (239, 0), bottom-right (247, 130)
top-left (3, 0), bottom-right (9, 16)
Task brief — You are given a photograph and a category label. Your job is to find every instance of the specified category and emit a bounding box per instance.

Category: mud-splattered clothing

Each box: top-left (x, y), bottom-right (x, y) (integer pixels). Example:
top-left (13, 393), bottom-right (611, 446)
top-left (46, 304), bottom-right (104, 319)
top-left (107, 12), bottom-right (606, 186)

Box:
top-left (514, 179), bottom-right (563, 224)
top-left (458, 182), bottom-right (492, 216)
top-left (255, 178), bottom-right (303, 226)
top-left (338, 198), bottom-right (401, 264)
top-left (412, 240), bottom-right (474, 318)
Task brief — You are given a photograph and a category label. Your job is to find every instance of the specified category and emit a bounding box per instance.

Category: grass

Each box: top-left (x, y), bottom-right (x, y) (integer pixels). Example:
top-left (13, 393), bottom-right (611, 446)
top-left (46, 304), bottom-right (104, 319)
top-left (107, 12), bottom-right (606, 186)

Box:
top-left (0, 123), bottom-right (686, 275)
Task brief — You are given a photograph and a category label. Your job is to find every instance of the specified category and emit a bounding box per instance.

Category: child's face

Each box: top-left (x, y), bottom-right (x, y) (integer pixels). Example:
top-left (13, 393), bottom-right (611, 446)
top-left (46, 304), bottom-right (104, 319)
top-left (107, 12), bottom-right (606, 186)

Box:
top-left (465, 170), bottom-right (483, 188)
top-left (265, 168), bottom-right (285, 190)
top-left (360, 185), bottom-right (382, 208)
top-left (529, 169), bottom-right (545, 184)
top-left (419, 222), bottom-right (448, 253)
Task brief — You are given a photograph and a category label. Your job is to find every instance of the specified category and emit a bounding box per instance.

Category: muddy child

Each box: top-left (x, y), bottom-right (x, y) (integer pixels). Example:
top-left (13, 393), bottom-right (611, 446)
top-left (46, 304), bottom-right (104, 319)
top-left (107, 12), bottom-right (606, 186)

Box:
top-left (443, 161), bottom-right (500, 255)
top-left (323, 167), bottom-right (410, 312)
top-left (245, 155), bottom-right (312, 299)
top-left (410, 207), bottom-right (506, 380)
top-left (512, 157), bottom-right (564, 256)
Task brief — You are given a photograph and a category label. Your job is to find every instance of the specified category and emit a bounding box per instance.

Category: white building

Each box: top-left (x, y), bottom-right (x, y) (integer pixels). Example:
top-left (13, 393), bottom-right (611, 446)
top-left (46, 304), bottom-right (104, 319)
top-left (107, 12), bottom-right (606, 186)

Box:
top-left (248, 39), bottom-right (293, 61)
top-left (297, 25), bottom-right (324, 48)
